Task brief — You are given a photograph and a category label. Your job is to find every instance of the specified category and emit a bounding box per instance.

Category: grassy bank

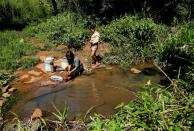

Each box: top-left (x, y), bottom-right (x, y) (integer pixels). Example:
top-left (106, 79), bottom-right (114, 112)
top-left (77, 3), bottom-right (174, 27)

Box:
top-left (0, 31), bottom-right (39, 70)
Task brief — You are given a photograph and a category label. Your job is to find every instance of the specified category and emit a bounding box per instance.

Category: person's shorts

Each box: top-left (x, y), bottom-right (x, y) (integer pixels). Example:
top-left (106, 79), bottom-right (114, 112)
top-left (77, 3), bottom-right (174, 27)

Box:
top-left (91, 45), bottom-right (98, 53)
top-left (70, 65), bottom-right (84, 79)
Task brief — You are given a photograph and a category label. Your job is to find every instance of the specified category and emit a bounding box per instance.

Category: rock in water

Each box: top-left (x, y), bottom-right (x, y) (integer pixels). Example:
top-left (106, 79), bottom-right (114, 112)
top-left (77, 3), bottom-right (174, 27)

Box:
top-left (8, 87), bottom-right (17, 93)
top-left (130, 68), bottom-right (141, 74)
top-left (31, 108), bottom-right (43, 119)
top-left (2, 85), bottom-right (10, 93)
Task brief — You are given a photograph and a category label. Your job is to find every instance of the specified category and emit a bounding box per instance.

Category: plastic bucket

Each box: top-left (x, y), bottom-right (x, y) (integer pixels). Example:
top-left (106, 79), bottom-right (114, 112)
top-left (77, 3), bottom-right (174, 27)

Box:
top-left (45, 57), bottom-right (54, 72)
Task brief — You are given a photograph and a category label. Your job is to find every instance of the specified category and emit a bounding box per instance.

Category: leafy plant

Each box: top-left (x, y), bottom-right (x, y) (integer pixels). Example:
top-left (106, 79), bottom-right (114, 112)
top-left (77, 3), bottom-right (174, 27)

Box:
top-left (52, 104), bottom-right (68, 129)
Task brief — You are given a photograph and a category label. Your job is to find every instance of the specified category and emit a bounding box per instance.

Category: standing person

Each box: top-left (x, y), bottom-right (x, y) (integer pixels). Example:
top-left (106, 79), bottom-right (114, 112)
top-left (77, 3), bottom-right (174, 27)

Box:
top-left (65, 50), bottom-right (84, 81)
top-left (89, 24), bottom-right (100, 68)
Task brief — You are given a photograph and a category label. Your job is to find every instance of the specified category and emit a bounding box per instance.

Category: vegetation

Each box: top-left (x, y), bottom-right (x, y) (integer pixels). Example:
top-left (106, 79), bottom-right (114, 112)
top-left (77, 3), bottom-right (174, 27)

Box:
top-left (0, 1), bottom-right (193, 130)
top-left (0, 0), bottom-right (194, 29)
top-left (0, 0), bottom-right (52, 29)
top-left (89, 81), bottom-right (194, 130)
top-left (0, 31), bottom-right (38, 70)
top-left (0, 71), bottom-right (14, 95)
top-left (25, 12), bottom-right (89, 49)
top-left (99, 17), bottom-right (194, 67)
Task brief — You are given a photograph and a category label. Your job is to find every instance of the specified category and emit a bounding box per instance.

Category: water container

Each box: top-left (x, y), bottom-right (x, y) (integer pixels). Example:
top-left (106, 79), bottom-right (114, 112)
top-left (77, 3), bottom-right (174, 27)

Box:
top-left (44, 57), bottom-right (54, 72)
top-left (60, 58), bottom-right (69, 70)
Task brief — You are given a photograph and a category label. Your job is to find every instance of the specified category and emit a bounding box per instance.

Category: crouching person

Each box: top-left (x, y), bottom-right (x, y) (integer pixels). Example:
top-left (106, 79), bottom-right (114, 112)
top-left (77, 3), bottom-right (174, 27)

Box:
top-left (65, 50), bottom-right (84, 81)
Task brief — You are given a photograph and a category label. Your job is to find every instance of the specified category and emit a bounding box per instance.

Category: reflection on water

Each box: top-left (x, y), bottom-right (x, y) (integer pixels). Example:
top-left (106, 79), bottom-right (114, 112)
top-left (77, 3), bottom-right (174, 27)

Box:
top-left (10, 64), bottom-right (163, 120)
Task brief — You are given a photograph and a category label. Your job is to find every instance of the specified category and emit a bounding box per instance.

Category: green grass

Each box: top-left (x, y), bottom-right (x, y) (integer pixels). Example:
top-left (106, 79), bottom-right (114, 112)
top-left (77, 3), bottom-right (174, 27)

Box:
top-left (0, 31), bottom-right (38, 70)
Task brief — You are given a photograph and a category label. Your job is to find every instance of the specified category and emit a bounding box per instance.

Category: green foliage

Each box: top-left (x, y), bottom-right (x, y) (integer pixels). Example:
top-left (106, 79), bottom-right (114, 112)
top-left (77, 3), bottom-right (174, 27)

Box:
top-left (26, 12), bottom-right (89, 49)
top-left (0, 31), bottom-right (37, 69)
top-left (52, 104), bottom-right (68, 129)
top-left (157, 22), bottom-right (194, 63)
top-left (19, 56), bottom-right (39, 69)
top-left (0, 0), bottom-right (52, 28)
top-left (100, 16), bottom-right (165, 66)
top-left (100, 16), bottom-right (193, 67)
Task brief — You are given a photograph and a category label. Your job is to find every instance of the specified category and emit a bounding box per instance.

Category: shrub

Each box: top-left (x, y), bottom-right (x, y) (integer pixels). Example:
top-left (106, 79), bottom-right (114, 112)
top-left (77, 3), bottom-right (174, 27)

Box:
top-left (99, 16), bottom-right (166, 66)
top-left (157, 22), bottom-right (194, 64)
top-left (25, 12), bottom-right (90, 49)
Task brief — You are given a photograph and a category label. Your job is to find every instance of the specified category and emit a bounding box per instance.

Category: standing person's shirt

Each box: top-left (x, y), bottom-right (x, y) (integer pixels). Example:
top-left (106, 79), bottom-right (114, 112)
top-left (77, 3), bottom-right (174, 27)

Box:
top-left (90, 31), bottom-right (100, 44)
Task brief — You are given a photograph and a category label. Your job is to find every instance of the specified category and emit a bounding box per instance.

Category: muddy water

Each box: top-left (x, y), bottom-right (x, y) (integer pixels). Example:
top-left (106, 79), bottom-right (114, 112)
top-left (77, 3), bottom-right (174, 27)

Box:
top-left (10, 64), bottom-right (163, 121)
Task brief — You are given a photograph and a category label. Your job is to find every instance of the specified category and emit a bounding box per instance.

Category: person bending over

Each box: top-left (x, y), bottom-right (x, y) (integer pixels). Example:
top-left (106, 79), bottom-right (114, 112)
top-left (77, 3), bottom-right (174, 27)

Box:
top-left (89, 24), bottom-right (100, 68)
top-left (65, 51), bottom-right (84, 81)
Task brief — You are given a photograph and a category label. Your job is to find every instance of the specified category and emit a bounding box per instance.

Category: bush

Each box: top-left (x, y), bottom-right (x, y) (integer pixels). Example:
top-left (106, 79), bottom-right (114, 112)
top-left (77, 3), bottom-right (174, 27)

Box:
top-left (157, 22), bottom-right (194, 64)
top-left (99, 16), bottom-right (166, 66)
top-left (25, 12), bottom-right (90, 49)
top-left (99, 16), bottom-right (193, 67)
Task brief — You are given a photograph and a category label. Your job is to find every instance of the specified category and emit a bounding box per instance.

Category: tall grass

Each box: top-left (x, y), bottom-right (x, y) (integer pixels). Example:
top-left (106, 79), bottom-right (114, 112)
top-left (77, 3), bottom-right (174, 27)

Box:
top-left (98, 16), bottom-right (166, 66)
top-left (98, 16), bottom-right (194, 67)
top-left (0, 31), bottom-right (38, 69)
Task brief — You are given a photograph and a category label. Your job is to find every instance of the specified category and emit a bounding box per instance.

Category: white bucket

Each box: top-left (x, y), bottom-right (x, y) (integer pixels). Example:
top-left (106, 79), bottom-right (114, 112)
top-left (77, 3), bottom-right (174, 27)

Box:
top-left (44, 57), bottom-right (54, 72)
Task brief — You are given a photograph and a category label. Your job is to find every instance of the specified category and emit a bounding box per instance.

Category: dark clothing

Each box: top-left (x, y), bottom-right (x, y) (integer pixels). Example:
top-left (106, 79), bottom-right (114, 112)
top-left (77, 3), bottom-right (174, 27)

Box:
top-left (70, 56), bottom-right (84, 79)
top-left (71, 65), bottom-right (84, 79)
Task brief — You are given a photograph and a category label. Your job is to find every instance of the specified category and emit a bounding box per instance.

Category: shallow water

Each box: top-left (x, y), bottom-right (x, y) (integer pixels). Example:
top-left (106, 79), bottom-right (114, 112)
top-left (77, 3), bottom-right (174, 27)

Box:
top-left (10, 64), bottom-right (163, 121)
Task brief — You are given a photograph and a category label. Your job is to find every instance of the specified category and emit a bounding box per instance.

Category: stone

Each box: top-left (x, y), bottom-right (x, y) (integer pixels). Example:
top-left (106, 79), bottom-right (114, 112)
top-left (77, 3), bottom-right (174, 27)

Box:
top-left (20, 74), bottom-right (30, 80)
top-left (28, 70), bottom-right (42, 76)
top-left (0, 99), bottom-right (7, 106)
top-left (2, 92), bottom-right (11, 98)
top-left (31, 108), bottom-right (43, 119)
top-left (130, 68), bottom-right (141, 74)
top-left (2, 85), bottom-right (10, 93)
top-left (8, 87), bottom-right (17, 93)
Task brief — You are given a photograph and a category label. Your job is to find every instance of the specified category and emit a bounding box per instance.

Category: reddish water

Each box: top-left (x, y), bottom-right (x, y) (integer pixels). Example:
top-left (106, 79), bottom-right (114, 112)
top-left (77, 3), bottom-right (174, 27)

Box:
top-left (10, 64), bottom-right (163, 121)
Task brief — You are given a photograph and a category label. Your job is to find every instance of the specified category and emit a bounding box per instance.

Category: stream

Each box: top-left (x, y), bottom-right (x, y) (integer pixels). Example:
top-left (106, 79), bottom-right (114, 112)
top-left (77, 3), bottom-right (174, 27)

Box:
top-left (9, 64), bottom-right (164, 121)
